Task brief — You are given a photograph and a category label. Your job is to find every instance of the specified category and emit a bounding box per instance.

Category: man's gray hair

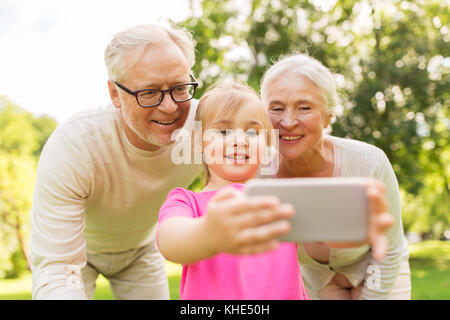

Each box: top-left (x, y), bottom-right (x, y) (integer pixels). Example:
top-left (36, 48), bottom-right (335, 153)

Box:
top-left (260, 53), bottom-right (338, 114)
top-left (104, 24), bottom-right (195, 81)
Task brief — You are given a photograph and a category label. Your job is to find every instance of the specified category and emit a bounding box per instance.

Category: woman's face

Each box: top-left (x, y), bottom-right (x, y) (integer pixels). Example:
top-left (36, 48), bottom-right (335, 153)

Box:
top-left (264, 72), bottom-right (332, 160)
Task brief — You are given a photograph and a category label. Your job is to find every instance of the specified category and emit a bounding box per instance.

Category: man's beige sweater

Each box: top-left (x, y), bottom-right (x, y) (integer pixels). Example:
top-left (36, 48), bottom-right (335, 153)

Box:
top-left (30, 102), bottom-right (201, 299)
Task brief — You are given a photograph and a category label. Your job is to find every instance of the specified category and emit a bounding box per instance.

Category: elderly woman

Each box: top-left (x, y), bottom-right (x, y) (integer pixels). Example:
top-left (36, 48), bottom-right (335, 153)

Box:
top-left (260, 53), bottom-right (411, 300)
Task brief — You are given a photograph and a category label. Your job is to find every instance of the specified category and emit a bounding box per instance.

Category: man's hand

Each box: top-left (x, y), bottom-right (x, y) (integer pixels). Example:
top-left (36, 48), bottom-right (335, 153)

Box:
top-left (202, 186), bottom-right (294, 256)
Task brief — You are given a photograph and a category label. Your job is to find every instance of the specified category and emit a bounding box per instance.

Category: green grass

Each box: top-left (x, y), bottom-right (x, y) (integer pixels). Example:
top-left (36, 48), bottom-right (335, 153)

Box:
top-left (408, 241), bottom-right (450, 300)
top-left (0, 262), bottom-right (182, 300)
top-left (1, 241), bottom-right (449, 300)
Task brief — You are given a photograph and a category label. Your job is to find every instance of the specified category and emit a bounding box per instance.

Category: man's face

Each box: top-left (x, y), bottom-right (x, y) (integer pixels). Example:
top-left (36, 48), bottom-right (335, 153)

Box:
top-left (108, 42), bottom-right (191, 151)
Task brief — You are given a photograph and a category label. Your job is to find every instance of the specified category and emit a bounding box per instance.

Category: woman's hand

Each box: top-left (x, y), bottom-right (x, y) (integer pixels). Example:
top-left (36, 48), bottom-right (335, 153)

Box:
top-left (325, 179), bottom-right (394, 262)
top-left (366, 179), bottom-right (394, 261)
top-left (202, 186), bottom-right (294, 256)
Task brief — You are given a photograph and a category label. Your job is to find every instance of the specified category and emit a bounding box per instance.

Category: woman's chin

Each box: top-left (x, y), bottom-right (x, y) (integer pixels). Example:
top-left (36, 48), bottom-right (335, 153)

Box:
top-left (279, 145), bottom-right (305, 160)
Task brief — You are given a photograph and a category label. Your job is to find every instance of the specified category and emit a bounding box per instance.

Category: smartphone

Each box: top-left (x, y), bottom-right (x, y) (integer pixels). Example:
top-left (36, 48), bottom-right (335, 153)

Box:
top-left (245, 178), bottom-right (369, 242)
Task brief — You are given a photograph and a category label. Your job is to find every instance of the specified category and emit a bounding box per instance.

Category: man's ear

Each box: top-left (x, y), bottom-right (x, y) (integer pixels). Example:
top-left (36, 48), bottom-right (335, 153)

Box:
top-left (107, 80), bottom-right (121, 109)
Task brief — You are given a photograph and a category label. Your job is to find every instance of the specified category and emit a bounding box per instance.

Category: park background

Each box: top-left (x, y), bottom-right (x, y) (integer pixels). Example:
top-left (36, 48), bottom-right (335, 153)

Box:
top-left (0, 0), bottom-right (449, 299)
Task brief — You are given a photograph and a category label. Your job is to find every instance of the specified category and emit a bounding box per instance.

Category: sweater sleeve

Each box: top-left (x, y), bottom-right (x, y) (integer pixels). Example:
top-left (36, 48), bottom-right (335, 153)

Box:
top-left (30, 130), bottom-right (92, 300)
top-left (359, 149), bottom-right (407, 300)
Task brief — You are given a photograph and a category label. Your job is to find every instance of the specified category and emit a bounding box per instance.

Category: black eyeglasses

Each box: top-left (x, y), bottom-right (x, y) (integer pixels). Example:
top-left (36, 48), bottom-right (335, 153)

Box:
top-left (114, 75), bottom-right (198, 108)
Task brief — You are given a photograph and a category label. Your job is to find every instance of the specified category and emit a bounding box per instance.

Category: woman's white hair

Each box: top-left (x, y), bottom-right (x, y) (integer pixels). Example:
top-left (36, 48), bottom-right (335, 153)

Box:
top-left (260, 53), bottom-right (338, 114)
top-left (104, 24), bottom-right (195, 81)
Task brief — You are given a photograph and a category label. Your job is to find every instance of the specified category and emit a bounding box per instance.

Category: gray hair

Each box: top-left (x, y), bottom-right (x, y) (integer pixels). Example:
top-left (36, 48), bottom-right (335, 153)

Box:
top-left (104, 24), bottom-right (195, 81)
top-left (260, 53), bottom-right (338, 114)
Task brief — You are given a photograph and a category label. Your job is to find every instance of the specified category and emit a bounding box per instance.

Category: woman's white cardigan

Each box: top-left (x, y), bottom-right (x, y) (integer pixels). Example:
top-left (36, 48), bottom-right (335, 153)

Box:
top-left (266, 135), bottom-right (409, 300)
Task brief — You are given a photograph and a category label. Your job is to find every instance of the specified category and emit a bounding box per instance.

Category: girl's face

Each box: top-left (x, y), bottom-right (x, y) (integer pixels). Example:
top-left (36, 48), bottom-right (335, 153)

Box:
top-left (203, 102), bottom-right (268, 183)
top-left (265, 72), bottom-right (332, 160)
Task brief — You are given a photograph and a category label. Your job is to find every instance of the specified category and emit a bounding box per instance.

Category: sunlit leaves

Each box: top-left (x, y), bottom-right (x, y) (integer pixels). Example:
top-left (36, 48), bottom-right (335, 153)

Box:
top-left (0, 96), bottom-right (57, 278)
top-left (179, 0), bottom-right (449, 237)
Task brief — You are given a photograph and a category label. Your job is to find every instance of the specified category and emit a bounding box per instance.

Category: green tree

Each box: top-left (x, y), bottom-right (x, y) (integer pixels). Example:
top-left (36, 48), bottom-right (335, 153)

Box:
top-left (178, 0), bottom-right (450, 237)
top-left (0, 96), bottom-right (58, 278)
top-left (0, 153), bottom-right (36, 277)
top-left (0, 96), bottom-right (57, 158)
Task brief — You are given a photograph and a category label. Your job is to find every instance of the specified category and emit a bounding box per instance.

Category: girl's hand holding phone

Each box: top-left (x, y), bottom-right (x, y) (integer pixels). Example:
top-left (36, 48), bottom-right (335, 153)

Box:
top-left (202, 186), bottom-right (294, 256)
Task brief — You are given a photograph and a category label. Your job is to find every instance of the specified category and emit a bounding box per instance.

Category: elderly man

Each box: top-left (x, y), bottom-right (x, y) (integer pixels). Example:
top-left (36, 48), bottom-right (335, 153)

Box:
top-left (30, 24), bottom-right (201, 300)
top-left (31, 24), bottom-right (291, 300)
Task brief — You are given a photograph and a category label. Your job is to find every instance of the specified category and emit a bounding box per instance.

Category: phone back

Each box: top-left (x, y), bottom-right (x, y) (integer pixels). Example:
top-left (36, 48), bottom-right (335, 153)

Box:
top-left (245, 178), bottom-right (369, 242)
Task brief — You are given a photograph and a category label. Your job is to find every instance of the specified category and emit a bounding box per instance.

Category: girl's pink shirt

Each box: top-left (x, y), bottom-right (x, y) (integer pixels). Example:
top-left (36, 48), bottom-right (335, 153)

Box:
top-left (157, 183), bottom-right (310, 300)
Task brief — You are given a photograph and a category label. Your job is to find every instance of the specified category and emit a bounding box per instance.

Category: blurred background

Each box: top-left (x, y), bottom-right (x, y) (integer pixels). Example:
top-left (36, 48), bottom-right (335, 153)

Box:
top-left (0, 0), bottom-right (449, 299)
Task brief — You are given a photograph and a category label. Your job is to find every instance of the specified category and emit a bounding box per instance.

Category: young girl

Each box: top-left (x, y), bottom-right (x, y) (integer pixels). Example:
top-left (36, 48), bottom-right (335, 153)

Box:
top-left (157, 82), bottom-right (309, 300)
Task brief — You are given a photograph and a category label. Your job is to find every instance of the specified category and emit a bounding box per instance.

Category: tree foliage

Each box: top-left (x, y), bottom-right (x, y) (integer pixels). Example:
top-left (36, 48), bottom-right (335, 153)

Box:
top-left (0, 96), bottom-right (57, 278)
top-left (177, 0), bottom-right (449, 237)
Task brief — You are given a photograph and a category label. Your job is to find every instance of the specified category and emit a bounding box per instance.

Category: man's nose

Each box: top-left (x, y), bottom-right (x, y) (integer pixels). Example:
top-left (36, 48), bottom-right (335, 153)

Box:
top-left (157, 93), bottom-right (178, 114)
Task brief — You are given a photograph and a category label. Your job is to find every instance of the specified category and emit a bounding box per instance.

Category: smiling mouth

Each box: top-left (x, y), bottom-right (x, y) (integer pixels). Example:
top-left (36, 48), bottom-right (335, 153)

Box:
top-left (280, 135), bottom-right (304, 142)
top-left (225, 153), bottom-right (250, 160)
top-left (152, 119), bottom-right (177, 125)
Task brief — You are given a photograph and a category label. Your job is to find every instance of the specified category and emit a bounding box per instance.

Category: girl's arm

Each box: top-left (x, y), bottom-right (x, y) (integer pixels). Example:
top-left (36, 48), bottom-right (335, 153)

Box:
top-left (157, 216), bottom-right (216, 264)
top-left (157, 186), bottom-right (294, 265)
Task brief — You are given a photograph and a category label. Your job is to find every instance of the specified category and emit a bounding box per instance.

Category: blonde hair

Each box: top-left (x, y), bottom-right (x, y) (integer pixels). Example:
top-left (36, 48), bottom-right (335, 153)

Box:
top-left (260, 52), bottom-right (338, 114)
top-left (104, 24), bottom-right (195, 81)
top-left (195, 81), bottom-right (274, 183)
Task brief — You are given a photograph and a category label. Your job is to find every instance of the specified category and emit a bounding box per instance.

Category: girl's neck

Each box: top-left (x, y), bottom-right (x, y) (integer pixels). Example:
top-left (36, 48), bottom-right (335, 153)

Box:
top-left (277, 136), bottom-right (334, 178)
top-left (202, 175), bottom-right (249, 192)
